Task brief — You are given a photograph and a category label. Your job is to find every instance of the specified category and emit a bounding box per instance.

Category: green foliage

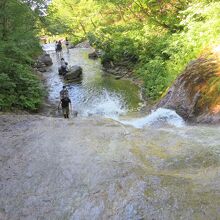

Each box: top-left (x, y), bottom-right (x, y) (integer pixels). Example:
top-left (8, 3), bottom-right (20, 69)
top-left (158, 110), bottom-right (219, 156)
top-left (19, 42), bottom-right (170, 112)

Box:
top-left (45, 0), bottom-right (220, 101)
top-left (0, 0), bottom-right (44, 111)
top-left (166, 2), bottom-right (220, 76)
top-left (137, 58), bottom-right (169, 100)
top-left (0, 42), bottom-right (44, 111)
top-left (88, 22), bottom-right (144, 64)
top-left (0, 59), bottom-right (43, 110)
top-left (134, 33), bottom-right (171, 99)
top-left (0, 73), bottom-right (16, 109)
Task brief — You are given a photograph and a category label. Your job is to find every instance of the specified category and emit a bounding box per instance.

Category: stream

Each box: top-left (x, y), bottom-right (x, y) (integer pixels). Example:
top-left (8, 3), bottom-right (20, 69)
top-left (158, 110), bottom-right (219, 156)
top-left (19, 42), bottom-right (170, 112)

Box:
top-left (0, 44), bottom-right (219, 219)
top-left (42, 43), bottom-right (142, 119)
top-left (43, 43), bottom-right (187, 128)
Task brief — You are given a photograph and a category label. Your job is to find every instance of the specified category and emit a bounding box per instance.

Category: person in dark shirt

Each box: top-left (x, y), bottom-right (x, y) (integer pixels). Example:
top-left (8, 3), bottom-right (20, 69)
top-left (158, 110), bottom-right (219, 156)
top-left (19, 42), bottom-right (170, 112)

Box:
top-left (57, 40), bottom-right (62, 51)
top-left (58, 97), bottom-right (72, 118)
top-left (60, 85), bottom-right (69, 99)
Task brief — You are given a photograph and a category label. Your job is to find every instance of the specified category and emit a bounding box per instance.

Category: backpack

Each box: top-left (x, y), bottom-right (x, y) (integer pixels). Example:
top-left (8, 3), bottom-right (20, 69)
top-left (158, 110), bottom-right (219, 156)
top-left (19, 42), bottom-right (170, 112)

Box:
top-left (60, 89), bottom-right (69, 99)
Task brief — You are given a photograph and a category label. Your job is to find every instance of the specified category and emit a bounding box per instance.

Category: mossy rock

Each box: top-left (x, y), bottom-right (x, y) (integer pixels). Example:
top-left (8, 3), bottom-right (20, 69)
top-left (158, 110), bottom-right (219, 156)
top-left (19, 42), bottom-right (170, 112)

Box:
top-left (157, 50), bottom-right (220, 123)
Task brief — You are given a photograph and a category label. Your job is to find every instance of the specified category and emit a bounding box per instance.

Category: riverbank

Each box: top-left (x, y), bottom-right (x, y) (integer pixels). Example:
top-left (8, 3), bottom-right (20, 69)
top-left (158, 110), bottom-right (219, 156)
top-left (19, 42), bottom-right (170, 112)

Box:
top-left (101, 48), bottom-right (220, 123)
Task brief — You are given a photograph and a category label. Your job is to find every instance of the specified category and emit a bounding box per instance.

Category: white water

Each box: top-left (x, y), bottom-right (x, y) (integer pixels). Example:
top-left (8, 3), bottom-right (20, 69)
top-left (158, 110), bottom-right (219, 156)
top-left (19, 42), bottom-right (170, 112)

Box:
top-left (76, 89), bottom-right (128, 118)
top-left (120, 108), bottom-right (185, 128)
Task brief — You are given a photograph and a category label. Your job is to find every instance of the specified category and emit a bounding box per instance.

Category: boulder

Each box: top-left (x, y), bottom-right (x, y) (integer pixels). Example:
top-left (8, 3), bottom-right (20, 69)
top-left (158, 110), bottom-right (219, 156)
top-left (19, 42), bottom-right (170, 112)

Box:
top-left (88, 51), bottom-right (98, 59)
top-left (38, 67), bottom-right (47, 72)
top-left (157, 49), bottom-right (220, 123)
top-left (64, 65), bottom-right (82, 81)
top-left (38, 53), bottom-right (53, 66)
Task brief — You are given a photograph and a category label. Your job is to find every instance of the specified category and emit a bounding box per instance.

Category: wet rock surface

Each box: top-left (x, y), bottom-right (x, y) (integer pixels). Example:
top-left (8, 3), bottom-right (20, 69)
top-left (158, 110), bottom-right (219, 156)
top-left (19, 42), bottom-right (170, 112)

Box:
top-left (64, 65), bottom-right (82, 81)
top-left (38, 53), bottom-right (53, 66)
top-left (0, 115), bottom-right (220, 219)
top-left (157, 53), bottom-right (220, 123)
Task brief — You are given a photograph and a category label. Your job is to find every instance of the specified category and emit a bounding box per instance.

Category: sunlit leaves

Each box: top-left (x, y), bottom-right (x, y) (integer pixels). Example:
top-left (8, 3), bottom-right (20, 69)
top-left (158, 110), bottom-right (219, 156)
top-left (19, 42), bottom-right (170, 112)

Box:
top-left (44, 0), bottom-right (220, 101)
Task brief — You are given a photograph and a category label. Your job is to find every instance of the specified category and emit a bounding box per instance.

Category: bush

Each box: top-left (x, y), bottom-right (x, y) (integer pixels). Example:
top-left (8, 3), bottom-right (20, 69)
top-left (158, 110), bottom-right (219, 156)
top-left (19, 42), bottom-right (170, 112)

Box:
top-left (0, 46), bottom-right (44, 111)
top-left (136, 58), bottom-right (170, 100)
top-left (89, 23), bottom-right (143, 64)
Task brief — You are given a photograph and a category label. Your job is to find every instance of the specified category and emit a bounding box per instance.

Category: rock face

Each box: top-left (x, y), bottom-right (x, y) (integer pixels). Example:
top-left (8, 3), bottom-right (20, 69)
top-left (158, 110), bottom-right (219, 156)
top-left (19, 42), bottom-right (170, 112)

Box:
top-left (35, 53), bottom-right (53, 72)
top-left (38, 53), bottom-right (53, 66)
top-left (64, 65), bottom-right (82, 81)
top-left (1, 115), bottom-right (220, 220)
top-left (157, 51), bottom-right (220, 123)
top-left (37, 64), bottom-right (47, 73)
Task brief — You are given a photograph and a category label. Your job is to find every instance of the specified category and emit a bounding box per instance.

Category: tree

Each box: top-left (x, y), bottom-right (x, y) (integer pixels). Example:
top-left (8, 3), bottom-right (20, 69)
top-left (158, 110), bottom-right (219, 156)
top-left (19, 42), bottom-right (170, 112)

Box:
top-left (0, 0), bottom-right (44, 111)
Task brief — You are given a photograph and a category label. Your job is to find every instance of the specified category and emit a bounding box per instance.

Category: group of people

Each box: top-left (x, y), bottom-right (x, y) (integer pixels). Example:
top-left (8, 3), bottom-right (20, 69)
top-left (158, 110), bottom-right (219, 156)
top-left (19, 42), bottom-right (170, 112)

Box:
top-left (55, 38), bottom-right (73, 119)
top-left (55, 38), bottom-right (69, 54)
top-left (55, 40), bottom-right (62, 53)
top-left (55, 38), bottom-right (70, 75)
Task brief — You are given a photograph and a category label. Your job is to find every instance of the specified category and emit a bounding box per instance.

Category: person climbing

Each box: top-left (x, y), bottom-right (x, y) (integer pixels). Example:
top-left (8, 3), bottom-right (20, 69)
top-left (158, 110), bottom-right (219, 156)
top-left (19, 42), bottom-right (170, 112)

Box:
top-left (58, 96), bottom-right (72, 119)
top-left (60, 85), bottom-right (69, 99)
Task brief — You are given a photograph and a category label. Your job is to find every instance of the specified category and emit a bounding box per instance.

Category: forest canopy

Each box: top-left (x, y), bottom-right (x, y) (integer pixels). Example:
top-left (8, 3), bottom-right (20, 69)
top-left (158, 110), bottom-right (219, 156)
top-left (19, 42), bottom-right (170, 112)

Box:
top-left (45, 0), bottom-right (220, 100)
top-left (0, 0), bottom-right (219, 111)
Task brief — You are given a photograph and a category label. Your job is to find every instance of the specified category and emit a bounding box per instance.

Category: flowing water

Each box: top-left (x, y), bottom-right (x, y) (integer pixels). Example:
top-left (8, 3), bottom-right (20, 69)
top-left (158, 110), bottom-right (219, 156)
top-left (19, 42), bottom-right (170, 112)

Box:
top-left (43, 43), bottom-right (142, 118)
top-left (42, 44), bottom-right (188, 129)
top-left (41, 44), bottom-right (220, 219)
top-left (0, 45), bottom-right (219, 219)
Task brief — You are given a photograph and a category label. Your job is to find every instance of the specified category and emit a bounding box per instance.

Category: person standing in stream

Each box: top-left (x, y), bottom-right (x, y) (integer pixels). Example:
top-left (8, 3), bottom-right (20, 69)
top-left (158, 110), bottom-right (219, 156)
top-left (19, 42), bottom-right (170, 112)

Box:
top-left (59, 86), bottom-right (71, 118)
top-left (60, 85), bottom-right (69, 99)
top-left (56, 40), bottom-right (62, 56)
top-left (58, 96), bottom-right (72, 119)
